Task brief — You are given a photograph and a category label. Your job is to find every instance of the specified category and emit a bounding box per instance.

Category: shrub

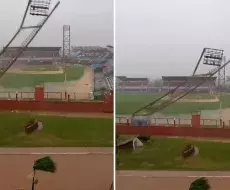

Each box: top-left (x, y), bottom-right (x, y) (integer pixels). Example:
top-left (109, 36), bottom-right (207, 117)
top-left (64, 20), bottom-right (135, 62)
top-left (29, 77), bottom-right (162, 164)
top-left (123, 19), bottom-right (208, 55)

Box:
top-left (189, 177), bottom-right (210, 190)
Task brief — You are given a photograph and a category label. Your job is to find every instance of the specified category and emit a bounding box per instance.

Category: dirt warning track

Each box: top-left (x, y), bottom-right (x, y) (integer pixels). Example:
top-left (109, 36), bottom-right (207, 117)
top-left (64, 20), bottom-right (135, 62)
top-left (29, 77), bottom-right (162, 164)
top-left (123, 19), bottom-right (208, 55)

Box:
top-left (116, 171), bottom-right (230, 190)
top-left (0, 148), bottom-right (113, 190)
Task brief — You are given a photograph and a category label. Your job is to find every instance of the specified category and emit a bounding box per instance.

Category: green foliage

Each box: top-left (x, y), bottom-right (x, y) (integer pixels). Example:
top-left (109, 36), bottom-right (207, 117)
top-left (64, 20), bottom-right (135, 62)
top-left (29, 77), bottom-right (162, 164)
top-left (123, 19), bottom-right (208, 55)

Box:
top-left (33, 156), bottom-right (56, 173)
top-left (189, 177), bottom-right (210, 190)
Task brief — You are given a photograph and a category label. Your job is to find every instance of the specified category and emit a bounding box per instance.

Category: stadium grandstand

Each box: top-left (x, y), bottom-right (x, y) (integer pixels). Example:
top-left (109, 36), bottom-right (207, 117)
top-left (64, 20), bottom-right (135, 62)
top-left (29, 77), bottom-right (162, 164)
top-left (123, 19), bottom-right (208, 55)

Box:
top-left (162, 76), bottom-right (217, 93)
top-left (71, 46), bottom-right (112, 61)
top-left (0, 47), bottom-right (61, 65)
top-left (116, 75), bottom-right (217, 93)
top-left (88, 45), bottom-right (113, 92)
top-left (1, 47), bottom-right (61, 58)
top-left (116, 76), bottom-right (159, 92)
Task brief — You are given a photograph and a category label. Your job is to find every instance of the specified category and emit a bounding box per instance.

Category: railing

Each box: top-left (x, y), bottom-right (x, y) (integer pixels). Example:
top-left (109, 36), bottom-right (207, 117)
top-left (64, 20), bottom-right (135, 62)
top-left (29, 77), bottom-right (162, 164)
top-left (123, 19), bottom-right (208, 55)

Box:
top-left (0, 91), bottom-right (93, 101)
top-left (116, 116), bottom-right (225, 128)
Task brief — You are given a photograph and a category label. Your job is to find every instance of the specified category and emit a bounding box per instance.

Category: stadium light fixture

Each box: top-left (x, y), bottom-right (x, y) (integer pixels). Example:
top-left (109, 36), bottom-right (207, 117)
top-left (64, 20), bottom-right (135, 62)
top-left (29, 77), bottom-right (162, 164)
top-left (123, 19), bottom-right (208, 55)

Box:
top-left (203, 48), bottom-right (223, 66)
top-left (30, 0), bottom-right (52, 16)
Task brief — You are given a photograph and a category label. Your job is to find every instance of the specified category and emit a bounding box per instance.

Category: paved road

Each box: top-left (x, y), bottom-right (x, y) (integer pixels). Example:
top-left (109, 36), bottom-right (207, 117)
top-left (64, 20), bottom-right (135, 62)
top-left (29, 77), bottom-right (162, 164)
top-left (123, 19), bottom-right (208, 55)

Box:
top-left (0, 148), bottom-right (113, 190)
top-left (116, 171), bottom-right (230, 190)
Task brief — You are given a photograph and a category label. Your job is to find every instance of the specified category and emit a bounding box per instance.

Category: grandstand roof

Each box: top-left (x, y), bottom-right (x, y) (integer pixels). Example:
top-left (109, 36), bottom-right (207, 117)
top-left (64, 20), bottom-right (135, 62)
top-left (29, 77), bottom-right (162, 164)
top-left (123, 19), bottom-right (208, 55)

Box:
top-left (116, 76), bottom-right (149, 82)
top-left (162, 76), bottom-right (217, 81)
top-left (116, 76), bottom-right (127, 81)
top-left (6, 47), bottom-right (61, 51)
top-left (125, 77), bottom-right (149, 82)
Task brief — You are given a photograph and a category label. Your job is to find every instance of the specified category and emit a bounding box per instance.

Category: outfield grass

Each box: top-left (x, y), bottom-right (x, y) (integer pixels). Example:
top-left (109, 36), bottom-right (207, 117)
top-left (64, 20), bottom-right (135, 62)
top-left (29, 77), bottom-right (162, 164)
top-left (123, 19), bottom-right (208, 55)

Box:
top-left (117, 136), bottom-right (230, 171)
top-left (0, 65), bottom-right (84, 88)
top-left (22, 65), bottom-right (60, 71)
top-left (0, 112), bottom-right (113, 147)
top-left (116, 93), bottom-right (230, 115)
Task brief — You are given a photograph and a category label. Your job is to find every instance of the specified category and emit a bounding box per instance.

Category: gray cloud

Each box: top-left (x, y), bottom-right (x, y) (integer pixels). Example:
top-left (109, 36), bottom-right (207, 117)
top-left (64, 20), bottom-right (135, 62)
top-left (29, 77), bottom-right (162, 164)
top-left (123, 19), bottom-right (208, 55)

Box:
top-left (0, 0), bottom-right (113, 47)
top-left (116, 0), bottom-right (230, 78)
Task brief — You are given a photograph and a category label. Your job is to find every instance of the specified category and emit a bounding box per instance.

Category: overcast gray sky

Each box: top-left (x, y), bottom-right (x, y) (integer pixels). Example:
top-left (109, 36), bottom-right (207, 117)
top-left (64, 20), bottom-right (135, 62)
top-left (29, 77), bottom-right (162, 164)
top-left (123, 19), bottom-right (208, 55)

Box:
top-left (0, 0), bottom-right (113, 47)
top-left (116, 0), bottom-right (230, 78)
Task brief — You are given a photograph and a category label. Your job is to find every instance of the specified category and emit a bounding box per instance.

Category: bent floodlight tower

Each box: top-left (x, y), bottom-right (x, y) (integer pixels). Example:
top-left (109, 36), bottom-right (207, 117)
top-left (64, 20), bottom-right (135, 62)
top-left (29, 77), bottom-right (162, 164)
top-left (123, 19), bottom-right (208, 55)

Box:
top-left (132, 48), bottom-right (229, 117)
top-left (193, 48), bottom-right (224, 75)
top-left (0, 0), bottom-right (60, 78)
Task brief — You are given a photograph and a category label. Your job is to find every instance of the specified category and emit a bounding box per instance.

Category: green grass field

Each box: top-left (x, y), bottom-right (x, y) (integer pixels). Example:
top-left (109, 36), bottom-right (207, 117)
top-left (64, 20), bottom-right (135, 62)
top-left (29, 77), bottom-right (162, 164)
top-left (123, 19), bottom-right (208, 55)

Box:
top-left (0, 65), bottom-right (84, 88)
top-left (117, 136), bottom-right (230, 171)
top-left (22, 65), bottom-right (60, 71)
top-left (116, 93), bottom-right (230, 115)
top-left (0, 112), bottom-right (113, 147)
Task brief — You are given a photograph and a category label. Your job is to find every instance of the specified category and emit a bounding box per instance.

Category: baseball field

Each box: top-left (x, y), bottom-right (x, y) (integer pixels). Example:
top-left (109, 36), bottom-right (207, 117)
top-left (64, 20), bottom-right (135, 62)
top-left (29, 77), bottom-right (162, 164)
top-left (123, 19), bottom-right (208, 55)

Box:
top-left (116, 93), bottom-right (230, 116)
top-left (0, 64), bottom-right (84, 88)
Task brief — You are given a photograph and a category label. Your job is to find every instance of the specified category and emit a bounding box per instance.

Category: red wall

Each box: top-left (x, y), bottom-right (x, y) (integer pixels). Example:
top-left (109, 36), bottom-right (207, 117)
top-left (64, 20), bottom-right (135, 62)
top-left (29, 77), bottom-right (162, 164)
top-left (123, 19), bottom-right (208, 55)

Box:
top-left (0, 100), bottom-right (113, 113)
top-left (116, 124), bottom-right (230, 139)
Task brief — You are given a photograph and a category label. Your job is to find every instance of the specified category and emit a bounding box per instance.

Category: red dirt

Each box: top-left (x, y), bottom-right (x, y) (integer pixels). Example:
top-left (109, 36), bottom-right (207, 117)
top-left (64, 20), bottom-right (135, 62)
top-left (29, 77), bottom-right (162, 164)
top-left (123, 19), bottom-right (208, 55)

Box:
top-left (15, 111), bottom-right (113, 118)
top-left (116, 171), bottom-right (230, 190)
top-left (0, 148), bottom-right (113, 190)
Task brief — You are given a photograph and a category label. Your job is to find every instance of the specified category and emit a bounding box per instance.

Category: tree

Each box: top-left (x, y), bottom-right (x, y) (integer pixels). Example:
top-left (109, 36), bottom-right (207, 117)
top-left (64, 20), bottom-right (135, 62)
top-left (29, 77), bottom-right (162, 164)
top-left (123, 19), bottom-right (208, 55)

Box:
top-left (189, 177), bottom-right (210, 190)
top-left (31, 156), bottom-right (56, 190)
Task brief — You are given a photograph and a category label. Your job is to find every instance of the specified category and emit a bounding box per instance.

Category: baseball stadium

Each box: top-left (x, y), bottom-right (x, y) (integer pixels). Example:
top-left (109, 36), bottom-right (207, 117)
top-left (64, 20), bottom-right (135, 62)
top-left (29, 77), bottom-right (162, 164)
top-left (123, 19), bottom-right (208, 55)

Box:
top-left (0, 1), bottom-right (113, 190)
top-left (116, 48), bottom-right (230, 190)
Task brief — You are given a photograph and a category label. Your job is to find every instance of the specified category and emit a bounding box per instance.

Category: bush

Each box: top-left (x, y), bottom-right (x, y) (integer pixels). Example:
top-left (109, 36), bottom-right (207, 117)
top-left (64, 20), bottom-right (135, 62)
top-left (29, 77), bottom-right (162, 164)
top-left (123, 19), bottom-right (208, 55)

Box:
top-left (190, 177), bottom-right (210, 190)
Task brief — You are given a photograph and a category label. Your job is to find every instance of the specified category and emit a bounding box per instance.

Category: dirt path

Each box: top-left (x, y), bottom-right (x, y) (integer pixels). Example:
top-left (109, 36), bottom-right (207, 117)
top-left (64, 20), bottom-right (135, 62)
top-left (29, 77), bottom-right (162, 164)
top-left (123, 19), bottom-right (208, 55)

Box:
top-left (116, 171), bottom-right (230, 190)
top-left (0, 148), bottom-right (113, 190)
top-left (0, 147), bottom-right (113, 154)
top-left (67, 66), bottom-right (93, 100)
top-left (16, 111), bottom-right (113, 118)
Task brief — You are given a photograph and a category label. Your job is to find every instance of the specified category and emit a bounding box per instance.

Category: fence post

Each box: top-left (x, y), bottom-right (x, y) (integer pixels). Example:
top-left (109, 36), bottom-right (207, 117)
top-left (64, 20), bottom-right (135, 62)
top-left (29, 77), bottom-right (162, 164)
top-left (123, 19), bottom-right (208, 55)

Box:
top-left (173, 118), bottom-right (176, 127)
top-left (67, 94), bottom-right (70, 102)
top-left (127, 118), bottom-right (129, 126)
top-left (65, 91), bottom-right (67, 100)
top-left (16, 93), bottom-right (18, 101)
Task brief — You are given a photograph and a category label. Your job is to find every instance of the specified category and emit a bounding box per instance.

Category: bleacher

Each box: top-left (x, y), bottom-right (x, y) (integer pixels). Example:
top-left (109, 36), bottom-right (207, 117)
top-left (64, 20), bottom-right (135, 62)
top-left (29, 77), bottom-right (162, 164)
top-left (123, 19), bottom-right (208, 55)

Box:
top-left (1, 47), bottom-right (61, 58)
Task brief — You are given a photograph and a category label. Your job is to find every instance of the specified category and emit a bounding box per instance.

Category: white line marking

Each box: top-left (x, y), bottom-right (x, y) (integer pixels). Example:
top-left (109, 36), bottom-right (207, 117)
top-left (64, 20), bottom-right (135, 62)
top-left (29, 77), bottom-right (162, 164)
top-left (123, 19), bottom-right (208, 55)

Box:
top-left (0, 152), bottom-right (112, 155)
top-left (117, 175), bottom-right (230, 178)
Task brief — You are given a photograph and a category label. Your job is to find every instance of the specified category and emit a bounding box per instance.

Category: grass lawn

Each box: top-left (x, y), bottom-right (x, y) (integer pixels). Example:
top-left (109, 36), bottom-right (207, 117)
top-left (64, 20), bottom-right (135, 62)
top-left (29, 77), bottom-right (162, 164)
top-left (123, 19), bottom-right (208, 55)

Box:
top-left (116, 93), bottom-right (230, 115)
top-left (0, 65), bottom-right (84, 88)
top-left (0, 112), bottom-right (113, 147)
top-left (117, 136), bottom-right (230, 171)
top-left (21, 65), bottom-right (61, 71)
